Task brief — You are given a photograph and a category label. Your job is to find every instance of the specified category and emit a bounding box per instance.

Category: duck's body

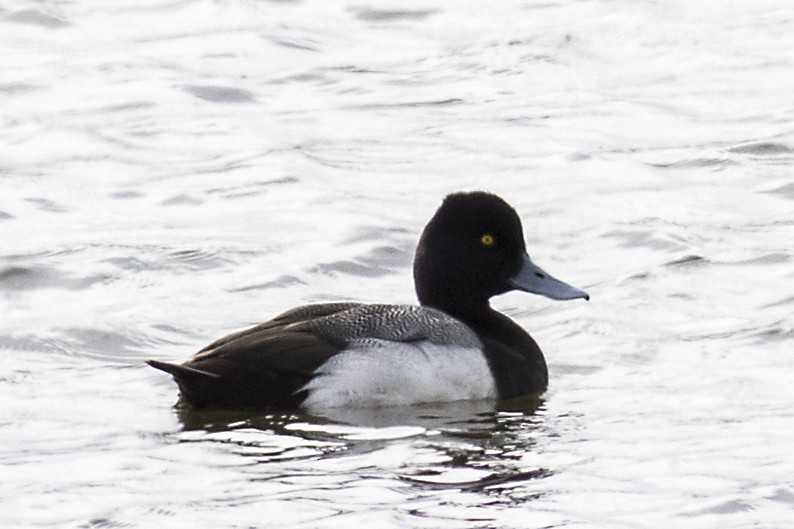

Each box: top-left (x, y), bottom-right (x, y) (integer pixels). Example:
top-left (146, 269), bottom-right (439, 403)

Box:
top-left (148, 192), bottom-right (588, 411)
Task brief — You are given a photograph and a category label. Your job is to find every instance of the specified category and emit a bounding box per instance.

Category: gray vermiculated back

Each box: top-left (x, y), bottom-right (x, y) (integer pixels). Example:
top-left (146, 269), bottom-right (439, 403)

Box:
top-left (305, 304), bottom-right (481, 348)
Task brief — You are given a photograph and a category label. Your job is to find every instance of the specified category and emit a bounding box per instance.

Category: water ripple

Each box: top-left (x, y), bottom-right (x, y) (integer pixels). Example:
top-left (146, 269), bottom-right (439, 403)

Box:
top-left (0, 265), bottom-right (109, 291)
top-left (728, 141), bottom-right (793, 155)
top-left (352, 8), bottom-right (437, 22)
top-left (183, 85), bottom-right (256, 104)
top-left (5, 9), bottom-right (69, 28)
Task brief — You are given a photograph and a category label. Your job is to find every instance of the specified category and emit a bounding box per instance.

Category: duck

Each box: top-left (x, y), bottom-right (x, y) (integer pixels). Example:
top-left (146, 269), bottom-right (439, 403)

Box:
top-left (147, 191), bottom-right (589, 411)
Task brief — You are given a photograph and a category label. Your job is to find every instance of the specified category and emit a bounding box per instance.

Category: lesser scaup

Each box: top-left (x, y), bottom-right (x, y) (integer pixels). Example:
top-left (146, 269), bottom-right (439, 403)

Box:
top-left (148, 191), bottom-right (588, 411)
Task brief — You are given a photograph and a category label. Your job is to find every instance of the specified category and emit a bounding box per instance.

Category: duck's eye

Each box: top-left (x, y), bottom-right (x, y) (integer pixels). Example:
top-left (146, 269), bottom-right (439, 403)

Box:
top-left (480, 233), bottom-right (495, 247)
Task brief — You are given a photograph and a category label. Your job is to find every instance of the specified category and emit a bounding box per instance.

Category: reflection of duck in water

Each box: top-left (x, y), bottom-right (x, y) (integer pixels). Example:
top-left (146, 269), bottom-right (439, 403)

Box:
top-left (148, 191), bottom-right (588, 411)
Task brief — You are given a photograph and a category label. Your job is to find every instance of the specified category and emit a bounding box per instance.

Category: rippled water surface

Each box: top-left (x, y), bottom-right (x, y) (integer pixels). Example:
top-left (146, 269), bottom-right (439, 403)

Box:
top-left (2, 0), bottom-right (793, 527)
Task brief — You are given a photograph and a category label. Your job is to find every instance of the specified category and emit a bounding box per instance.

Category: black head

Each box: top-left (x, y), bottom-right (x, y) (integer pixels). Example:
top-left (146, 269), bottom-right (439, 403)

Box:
top-left (413, 191), bottom-right (588, 315)
top-left (413, 192), bottom-right (528, 310)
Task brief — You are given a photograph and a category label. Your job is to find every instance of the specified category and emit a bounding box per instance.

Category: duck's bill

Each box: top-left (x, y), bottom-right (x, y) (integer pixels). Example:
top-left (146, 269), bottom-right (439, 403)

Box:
top-left (509, 253), bottom-right (589, 301)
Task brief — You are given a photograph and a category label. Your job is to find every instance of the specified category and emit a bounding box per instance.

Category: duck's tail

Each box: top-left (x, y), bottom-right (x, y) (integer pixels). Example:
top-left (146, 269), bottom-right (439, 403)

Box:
top-left (147, 359), bottom-right (225, 409)
top-left (146, 359), bottom-right (220, 382)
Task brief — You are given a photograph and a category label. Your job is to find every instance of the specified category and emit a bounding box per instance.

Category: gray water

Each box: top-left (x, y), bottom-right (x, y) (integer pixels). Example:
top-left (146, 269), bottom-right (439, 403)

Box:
top-left (2, 0), bottom-right (793, 527)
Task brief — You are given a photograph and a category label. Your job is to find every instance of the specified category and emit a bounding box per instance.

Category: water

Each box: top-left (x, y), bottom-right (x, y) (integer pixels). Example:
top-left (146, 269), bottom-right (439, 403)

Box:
top-left (2, 0), bottom-right (793, 527)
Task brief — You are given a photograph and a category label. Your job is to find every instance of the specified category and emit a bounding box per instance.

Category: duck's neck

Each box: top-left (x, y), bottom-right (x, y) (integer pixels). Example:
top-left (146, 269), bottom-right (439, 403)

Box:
top-left (425, 298), bottom-right (522, 345)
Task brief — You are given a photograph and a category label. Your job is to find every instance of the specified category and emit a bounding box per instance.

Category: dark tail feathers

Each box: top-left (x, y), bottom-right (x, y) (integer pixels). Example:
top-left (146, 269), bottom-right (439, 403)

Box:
top-left (146, 359), bottom-right (220, 382)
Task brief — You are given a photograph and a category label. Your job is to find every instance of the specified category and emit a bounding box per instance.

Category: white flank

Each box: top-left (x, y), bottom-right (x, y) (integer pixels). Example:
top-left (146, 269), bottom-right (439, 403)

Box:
top-left (301, 339), bottom-right (496, 410)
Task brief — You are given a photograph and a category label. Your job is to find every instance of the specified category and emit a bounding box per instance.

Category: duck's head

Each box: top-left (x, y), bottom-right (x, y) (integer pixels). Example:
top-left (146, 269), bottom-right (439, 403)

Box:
top-left (413, 191), bottom-right (588, 312)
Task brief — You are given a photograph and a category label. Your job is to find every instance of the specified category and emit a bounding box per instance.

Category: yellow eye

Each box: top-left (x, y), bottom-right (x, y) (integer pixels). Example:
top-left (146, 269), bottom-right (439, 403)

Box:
top-left (480, 234), bottom-right (495, 247)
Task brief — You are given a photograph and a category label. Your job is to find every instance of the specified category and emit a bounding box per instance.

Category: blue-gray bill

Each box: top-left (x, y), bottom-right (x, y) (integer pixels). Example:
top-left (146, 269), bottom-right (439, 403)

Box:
top-left (509, 253), bottom-right (589, 301)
